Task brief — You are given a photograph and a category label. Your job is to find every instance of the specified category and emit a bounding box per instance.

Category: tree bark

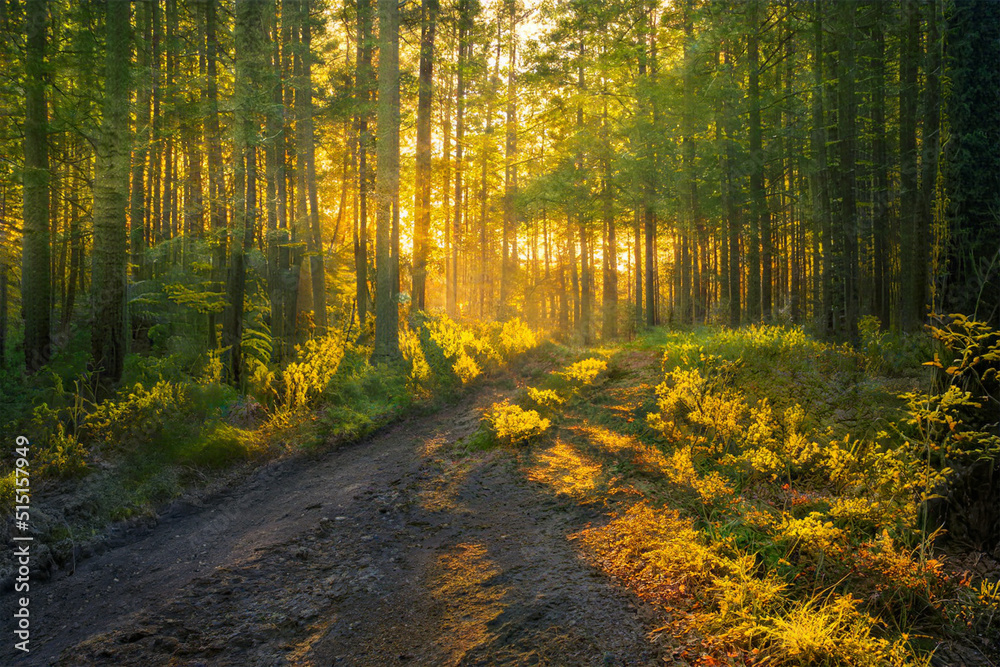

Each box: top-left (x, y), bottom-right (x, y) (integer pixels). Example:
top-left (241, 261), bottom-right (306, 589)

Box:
top-left (747, 0), bottom-right (764, 322)
top-left (354, 0), bottom-right (373, 331)
top-left (917, 0), bottom-right (940, 322)
top-left (500, 0), bottom-right (517, 315)
top-left (298, 1), bottom-right (327, 332)
top-left (450, 0), bottom-right (470, 316)
top-left (22, 0), bottom-right (51, 373)
top-left (412, 0), bottom-right (438, 311)
top-left (91, 0), bottom-right (131, 386)
top-left (223, 0), bottom-right (268, 386)
top-left (373, 0), bottom-right (400, 359)
top-left (899, 0), bottom-right (919, 330)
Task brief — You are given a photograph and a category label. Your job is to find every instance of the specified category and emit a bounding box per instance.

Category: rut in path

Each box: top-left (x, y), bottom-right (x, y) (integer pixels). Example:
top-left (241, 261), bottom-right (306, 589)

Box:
top-left (2, 384), bottom-right (661, 666)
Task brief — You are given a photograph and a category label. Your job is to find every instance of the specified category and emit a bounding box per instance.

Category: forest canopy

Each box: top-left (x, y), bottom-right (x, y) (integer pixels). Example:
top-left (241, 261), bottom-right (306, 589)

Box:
top-left (1, 1), bottom-right (999, 663)
top-left (0, 0), bottom-right (998, 383)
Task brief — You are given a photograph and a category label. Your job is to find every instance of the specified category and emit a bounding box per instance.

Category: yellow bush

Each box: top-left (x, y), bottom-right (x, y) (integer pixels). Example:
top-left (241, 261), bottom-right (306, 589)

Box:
top-left (35, 424), bottom-right (88, 479)
top-left (498, 318), bottom-right (537, 358)
top-left (84, 380), bottom-right (190, 448)
top-left (687, 390), bottom-right (747, 453)
top-left (400, 324), bottom-right (432, 388)
top-left (710, 555), bottom-right (788, 641)
top-left (745, 398), bottom-right (779, 450)
top-left (762, 595), bottom-right (895, 666)
top-left (778, 512), bottom-right (844, 552)
top-left (561, 358), bottom-right (607, 385)
top-left (663, 446), bottom-right (735, 507)
top-left (483, 399), bottom-right (550, 446)
top-left (647, 367), bottom-right (708, 443)
top-left (452, 354), bottom-right (481, 384)
top-left (738, 445), bottom-right (786, 481)
top-left (425, 315), bottom-right (473, 359)
top-left (526, 386), bottom-right (564, 409)
top-left (283, 334), bottom-right (346, 408)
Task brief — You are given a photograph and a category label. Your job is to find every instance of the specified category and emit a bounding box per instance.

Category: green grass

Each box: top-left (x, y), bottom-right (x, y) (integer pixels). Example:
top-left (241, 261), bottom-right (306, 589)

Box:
top-left (502, 323), bottom-right (978, 665)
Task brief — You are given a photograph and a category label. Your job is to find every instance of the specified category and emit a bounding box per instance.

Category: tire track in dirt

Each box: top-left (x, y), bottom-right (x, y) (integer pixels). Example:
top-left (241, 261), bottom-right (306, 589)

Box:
top-left (2, 383), bottom-right (660, 666)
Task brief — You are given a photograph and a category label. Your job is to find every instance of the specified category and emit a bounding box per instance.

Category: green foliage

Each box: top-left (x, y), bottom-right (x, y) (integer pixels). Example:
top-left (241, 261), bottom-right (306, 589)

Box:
top-left (536, 324), bottom-right (984, 664)
top-left (858, 315), bottom-right (934, 376)
top-left (319, 347), bottom-right (412, 443)
top-left (283, 333), bottom-right (347, 409)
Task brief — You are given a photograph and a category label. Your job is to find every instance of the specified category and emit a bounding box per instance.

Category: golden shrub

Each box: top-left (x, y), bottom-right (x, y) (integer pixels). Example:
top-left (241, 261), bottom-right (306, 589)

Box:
top-left (452, 354), bottom-right (481, 384)
top-left (483, 399), bottom-right (550, 446)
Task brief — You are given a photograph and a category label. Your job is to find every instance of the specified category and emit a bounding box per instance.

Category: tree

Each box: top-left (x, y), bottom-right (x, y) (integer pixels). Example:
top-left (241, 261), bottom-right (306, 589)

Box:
top-left (898, 0), bottom-right (920, 331)
top-left (91, 0), bottom-right (131, 385)
top-left (746, 0), bottom-right (764, 322)
top-left (449, 0), bottom-right (473, 317)
top-left (298, 0), bottom-right (327, 333)
top-left (201, 0), bottom-right (228, 348)
top-left (373, 0), bottom-right (400, 359)
top-left (500, 0), bottom-right (518, 316)
top-left (354, 0), bottom-right (374, 330)
top-left (22, 0), bottom-right (50, 373)
top-left (222, 0), bottom-right (269, 386)
top-left (412, 0), bottom-right (439, 311)
top-left (943, 0), bottom-right (999, 326)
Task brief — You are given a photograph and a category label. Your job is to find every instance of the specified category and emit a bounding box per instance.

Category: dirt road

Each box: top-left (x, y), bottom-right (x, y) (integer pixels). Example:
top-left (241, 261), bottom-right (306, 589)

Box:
top-left (2, 384), bottom-right (659, 666)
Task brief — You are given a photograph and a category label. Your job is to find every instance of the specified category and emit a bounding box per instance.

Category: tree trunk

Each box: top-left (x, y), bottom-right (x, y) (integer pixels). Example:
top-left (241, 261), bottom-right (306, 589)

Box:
top-left (450, 0), bottom-right (470, 317)
top-left (412, 0), bottom-right (438, 312)
top-left (223, 0), bottom-right (268, 386)
top-left (500, 0), bottom-right (517, 315)
top-left (297, 2), bottom-right (327, 333)
top-left (355, 0), bottom-right (373, 331)
top-left (22, 0), bottom-right (51, 373)
top-left (91, 0), bottom-right (131, 386)
top-left (601, 81), bottom-right (617, 339)
top-left (130, 1), bottom-right (150, 282)
top-left (203, 0), bottom-right (227, 348)
top-left (836, 0), bottom-right (858, 338)
top-left (681, 0), bottom-right (697, 324)
top-left (373, 0), bottom-right (400, 359)
top-left (917, 0), bottom-right (940, 322)
top-left (899, 0), bottom-right (919, 330)
top-left (747, 0), bottom-right (764, 322)
top-left (265, 1), bottom-right (285, 356)
top-left (810, 0), bottom-right (832, 333)
top-left (871, 2), bottom-right (890, 328)
top-left (722, 48), bottom-right (740, 328)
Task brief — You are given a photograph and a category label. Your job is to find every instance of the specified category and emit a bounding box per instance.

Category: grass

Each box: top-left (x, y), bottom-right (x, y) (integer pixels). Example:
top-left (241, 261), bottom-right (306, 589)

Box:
top-left (0, 313), bottom-right (541, 573)
top-left (494, 321), bottom-right (997, 665)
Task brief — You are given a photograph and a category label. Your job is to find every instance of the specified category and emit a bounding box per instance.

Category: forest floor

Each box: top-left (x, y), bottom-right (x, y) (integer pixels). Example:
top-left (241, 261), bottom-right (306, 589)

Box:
top-left (1, 371), bottom-right (664, 667)
top-left (4, 323), bottom-right (996, 666)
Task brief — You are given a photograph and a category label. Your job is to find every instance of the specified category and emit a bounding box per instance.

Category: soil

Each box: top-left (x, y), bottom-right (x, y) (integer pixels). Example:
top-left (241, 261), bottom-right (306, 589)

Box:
top-left (2, 383), bottom-right (662, 666)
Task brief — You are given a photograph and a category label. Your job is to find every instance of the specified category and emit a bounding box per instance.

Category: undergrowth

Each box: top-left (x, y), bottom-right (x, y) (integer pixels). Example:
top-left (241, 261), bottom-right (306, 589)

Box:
top-left (0, 313), bottom-right (539, 572)
top-left (503, 318), bottom-right (998, 665)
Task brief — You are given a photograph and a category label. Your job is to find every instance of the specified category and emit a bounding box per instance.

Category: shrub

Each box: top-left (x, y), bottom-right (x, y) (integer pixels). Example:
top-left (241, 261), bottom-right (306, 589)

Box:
top-left (498, 318), bottom-right (537, 358)
top-left (483, 400), bottom-right (550, 446)
top-left (452, 354), bottom-right (481, 384)
top-left (561, 358), bottom-right (607, 385)
top-left (283, 334), bottom-right (346, 408)
top-left (526, 386), bottom-right (564, 409)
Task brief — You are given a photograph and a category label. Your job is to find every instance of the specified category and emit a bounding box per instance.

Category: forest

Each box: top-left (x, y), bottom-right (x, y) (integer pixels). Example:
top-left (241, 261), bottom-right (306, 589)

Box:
top-left (0, 0), bottom-right (999, 664)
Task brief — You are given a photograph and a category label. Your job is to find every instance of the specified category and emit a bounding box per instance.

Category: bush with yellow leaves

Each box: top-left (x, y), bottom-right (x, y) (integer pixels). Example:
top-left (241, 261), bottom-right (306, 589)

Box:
top-left (282, 333), bottom-right (346, 409)
top-left (526, 386), bottom-right (564, 410)
top-left (560, 357), bottom-right (607, 385)
top-left (483, 399), bottom-right (550, 446)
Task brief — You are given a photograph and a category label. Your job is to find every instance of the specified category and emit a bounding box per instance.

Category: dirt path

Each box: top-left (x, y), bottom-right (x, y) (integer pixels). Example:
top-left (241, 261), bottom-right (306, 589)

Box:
top-left (2, 384), bottom-right (659, 666)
